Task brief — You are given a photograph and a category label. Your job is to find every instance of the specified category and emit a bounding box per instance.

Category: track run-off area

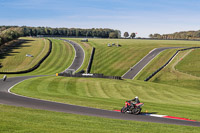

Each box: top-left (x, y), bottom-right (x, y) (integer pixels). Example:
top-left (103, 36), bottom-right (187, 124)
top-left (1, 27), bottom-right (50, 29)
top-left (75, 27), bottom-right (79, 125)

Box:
top-left (0, 38), bottom-right (200, 127)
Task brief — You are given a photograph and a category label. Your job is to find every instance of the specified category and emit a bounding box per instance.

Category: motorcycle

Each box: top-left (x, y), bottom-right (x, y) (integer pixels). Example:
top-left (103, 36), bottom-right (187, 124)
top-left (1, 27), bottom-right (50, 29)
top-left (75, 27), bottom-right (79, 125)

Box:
top-left (121, 100), bottom-right (144, 115)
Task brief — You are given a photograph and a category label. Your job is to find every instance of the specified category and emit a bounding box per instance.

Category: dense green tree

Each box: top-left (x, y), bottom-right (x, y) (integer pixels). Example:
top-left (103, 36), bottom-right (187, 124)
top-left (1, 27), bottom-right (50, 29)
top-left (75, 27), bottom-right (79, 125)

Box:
top-left (149, 34), bottom-right (153, 38)
top-left (124, 32), bottom-right (129, 38)
top-left (0, 26), bottom-right (122, 46)
top-left (109, 32), bottom-right (118, 38)
top-left (130, 33), bottom-right (136, 39)
top-left (0, 27), bottom-right (23, 46)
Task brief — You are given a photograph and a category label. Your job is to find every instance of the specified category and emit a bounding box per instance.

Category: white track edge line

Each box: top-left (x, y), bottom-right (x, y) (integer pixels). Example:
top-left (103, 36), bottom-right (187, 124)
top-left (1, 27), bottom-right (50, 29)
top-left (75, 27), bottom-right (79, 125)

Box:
top-left (73, 40), bottom-right (85, 72)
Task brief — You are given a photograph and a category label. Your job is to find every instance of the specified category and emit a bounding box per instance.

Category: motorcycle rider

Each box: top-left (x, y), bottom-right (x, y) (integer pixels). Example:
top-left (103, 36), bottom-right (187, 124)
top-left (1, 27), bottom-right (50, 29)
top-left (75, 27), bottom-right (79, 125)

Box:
top-left (127, 96), bottom-right (140, 109)
top-left (131, 96), bottom-right (140, 104)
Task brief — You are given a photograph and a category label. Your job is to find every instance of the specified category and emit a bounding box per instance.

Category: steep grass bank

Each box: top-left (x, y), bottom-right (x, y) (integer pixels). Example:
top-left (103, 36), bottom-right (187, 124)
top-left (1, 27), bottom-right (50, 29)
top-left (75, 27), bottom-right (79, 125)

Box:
top-left (0, 38), bottom-right (75, 77)
top-left (0, 37), bottom-right (49, 72)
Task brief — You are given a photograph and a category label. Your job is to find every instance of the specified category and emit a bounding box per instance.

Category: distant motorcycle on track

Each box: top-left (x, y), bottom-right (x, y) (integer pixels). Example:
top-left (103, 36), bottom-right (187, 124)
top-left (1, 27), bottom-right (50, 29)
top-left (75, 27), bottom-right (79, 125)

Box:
top-left (3, 75), bottom-right (7, 81)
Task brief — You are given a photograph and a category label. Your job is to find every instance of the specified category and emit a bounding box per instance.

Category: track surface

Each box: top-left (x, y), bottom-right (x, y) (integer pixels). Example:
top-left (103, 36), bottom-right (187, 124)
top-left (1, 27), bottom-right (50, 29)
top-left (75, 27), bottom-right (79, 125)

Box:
top-left (122, 47), bottom-right (181, 79)
top-left (61, 39), bottom-right (85, 72)
top-left (0, 43), bottom-right (199, 127)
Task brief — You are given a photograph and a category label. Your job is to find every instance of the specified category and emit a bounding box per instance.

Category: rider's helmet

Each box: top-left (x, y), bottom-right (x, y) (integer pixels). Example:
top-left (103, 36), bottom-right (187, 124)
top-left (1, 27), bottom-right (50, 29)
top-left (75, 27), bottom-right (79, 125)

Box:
top-left (135, 96), bottom-right (138, 99)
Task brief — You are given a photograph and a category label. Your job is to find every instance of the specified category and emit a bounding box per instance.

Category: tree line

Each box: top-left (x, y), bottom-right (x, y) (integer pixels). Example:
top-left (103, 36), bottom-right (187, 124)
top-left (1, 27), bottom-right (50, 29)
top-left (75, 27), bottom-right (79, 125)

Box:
top-left (149, 30), bottom-right (200, 40)
top-left (0, 26), bottom-right (121, 46)
top-left (22, 26), bottom-right (120, 38)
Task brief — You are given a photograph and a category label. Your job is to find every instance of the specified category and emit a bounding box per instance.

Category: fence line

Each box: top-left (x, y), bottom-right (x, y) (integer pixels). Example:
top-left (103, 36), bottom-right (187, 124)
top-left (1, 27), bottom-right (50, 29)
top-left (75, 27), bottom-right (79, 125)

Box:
top-left (86, 47), bottom-right (95, 73)
top-left (59, 73), bottom-right (122, 80)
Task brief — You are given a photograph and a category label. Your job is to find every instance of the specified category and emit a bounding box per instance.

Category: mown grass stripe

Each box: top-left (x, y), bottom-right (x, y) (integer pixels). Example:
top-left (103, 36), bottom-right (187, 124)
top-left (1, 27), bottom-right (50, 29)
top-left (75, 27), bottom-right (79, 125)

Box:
top-left (98, 82), bottom-right (110, 98)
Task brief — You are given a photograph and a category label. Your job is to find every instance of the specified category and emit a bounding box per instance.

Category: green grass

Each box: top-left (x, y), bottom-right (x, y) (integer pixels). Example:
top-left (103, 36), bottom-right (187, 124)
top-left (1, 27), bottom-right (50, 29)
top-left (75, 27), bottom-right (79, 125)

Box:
top-left (1, 104), bottom-right (199, 133)
top-left (0, 37), bottom-right (49, 72)
top-left (175, 49), bottom-right (200, 77)
top-left (11, 76), bottom-right (200, 121)
top-left (27, 38), bottom-right (75, 75)
top-left (68, 39), bottom-right (200, 76)
top-left (2, 38), bottom-right (200, 132)
top-left (0, 38), bottom-right (75, 77)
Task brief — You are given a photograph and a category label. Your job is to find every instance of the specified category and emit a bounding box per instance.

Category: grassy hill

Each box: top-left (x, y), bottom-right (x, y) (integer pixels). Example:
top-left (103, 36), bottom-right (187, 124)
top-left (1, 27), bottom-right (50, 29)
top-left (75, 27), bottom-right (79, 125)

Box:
top-left (136, 47), bottom-right (200, 89)
top-left (0, 38), bottom-right (75, 77)
top-left (175, 49), bottom-right (200, 77)
top-left (27, 38), bottom-right (75, 75)
top-left (2, 38), bottom-right (200, 132)
top-left (0, 37), bottom-right (49, 72)
top-left (11, 76), bottom-right (200, 121)
top-left (69, 38), bottom-right (200, 76)
top-left (135, 49), bottom-right (178, 80)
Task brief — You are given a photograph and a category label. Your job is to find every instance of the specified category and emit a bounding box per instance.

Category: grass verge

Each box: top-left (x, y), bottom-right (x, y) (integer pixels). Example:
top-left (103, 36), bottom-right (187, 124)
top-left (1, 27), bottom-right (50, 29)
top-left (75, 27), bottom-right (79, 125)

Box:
top-left (175, 49), bottom-right (200, 77)
top-left (0, 104), bottom-right (200, 133)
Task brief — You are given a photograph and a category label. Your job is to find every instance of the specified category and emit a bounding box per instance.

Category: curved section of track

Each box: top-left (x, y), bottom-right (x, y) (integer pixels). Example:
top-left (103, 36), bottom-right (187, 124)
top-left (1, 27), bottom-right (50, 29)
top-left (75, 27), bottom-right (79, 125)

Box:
top-left (60, 39), bottom-right (85, 72)
top-left (0, 44), bottom-right (199, 127)
top-left (122, 47), bottom-right (181, 79)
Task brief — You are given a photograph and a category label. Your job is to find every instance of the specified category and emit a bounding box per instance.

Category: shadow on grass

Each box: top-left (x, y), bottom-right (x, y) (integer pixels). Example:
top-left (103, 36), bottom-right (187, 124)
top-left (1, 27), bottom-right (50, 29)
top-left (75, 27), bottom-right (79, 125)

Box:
top-left (0, 39), bottom-right (34, 60)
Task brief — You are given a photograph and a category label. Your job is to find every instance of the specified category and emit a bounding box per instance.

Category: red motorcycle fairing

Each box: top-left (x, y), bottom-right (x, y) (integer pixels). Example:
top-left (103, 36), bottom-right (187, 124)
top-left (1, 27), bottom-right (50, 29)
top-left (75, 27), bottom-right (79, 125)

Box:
top-left (125, 101), bottom-right (131, 107)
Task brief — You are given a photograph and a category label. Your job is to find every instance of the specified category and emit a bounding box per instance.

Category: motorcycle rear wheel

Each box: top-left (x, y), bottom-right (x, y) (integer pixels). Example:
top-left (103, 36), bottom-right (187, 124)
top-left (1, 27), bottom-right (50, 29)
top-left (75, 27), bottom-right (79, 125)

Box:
top-left (133, 107), bottom-right (141, 115)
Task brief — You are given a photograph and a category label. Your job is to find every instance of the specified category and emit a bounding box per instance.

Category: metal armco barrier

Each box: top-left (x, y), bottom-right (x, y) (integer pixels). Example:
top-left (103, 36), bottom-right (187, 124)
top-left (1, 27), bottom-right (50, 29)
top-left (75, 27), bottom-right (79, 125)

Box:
top-left (144, 47), bottom-right (200, 81)
top-left (58, 73), bottom-right (122, 80)
top-left (86, 47), bottom-right (95, 73)
top-left (0, 39), bottom-right (52, 74)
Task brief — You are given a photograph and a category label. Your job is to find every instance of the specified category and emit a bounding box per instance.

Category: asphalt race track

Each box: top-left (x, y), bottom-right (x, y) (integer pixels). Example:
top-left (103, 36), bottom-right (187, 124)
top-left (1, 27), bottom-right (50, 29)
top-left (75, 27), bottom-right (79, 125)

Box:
top-left (122, 47), bottom-right (181, 79)
top-left (61, 39), bottom-right (85, 72)
top-left (0, 43), bottom-right (200, 127)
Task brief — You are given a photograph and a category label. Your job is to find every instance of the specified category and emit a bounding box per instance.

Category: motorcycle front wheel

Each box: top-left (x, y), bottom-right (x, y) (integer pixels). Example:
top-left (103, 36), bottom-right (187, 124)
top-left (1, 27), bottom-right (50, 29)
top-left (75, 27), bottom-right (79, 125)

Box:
top-left (121, 106), bottom-right (127, 113)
